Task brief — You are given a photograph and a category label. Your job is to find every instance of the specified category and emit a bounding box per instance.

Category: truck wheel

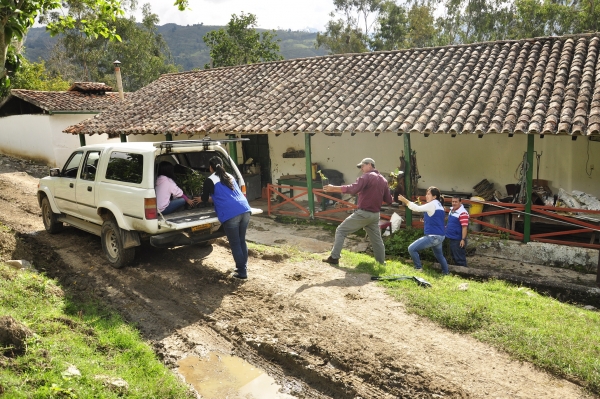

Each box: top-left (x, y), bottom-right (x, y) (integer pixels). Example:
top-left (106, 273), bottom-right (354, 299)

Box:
top-left (41, 197), bottom-right (63, 234)
top-left (101, 219), bottom-right (135, 269)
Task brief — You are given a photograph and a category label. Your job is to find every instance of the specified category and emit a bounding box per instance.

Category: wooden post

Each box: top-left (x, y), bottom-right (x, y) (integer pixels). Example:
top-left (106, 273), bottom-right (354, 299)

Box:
top-left (403, 134), bottom-right (413, 227)
top-left (228, 135), bottom-right (238, 166)
top-left (305, 133), bottom-right (314, 219)
top-left (78, 134), bottom-right (86, 147)
top-left (523, 134), bottom-right (534, 243)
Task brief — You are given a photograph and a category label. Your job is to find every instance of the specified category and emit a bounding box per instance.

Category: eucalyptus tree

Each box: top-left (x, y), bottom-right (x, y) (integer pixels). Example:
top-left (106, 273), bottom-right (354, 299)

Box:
top-left (316, 0), bottom-right (383, 54)
top-left (371, 1), bottom-right (409, 51)
top-left (203, 12), bottom-right (283, 68)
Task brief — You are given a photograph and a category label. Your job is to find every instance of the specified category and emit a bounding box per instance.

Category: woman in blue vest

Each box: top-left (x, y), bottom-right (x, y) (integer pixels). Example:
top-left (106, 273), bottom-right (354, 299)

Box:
top-left (398, 187), bottom-right (449, 275)
top-left (198, 156), bottom-right (252, 279)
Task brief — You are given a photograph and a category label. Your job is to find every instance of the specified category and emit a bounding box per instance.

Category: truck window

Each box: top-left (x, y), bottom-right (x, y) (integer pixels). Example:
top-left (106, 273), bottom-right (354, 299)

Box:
top-left (62, 151), bottom-right (84, 178)
top-left (184, 152), bottom-right (235, 175)
top-left (80, 151), bottom-right (101, 181)
top-left (106, 152), bottom-right (144, 184)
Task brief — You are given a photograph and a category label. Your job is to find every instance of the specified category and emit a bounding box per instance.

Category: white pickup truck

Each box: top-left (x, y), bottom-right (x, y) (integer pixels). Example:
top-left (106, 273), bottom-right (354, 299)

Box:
top-left (37, 139), bottom-right (262, 268)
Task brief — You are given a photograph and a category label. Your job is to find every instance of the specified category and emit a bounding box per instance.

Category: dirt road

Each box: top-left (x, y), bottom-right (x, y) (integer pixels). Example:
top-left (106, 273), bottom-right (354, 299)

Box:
top-left (0, 163), bottom-right (593, 398)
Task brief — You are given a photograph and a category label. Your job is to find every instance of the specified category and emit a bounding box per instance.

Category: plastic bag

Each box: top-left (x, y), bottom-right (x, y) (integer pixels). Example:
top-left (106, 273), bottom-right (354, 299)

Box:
top-left (383, 212), bottom-right (403, 236)
top-left (557, 188), bottom-right (581, 211)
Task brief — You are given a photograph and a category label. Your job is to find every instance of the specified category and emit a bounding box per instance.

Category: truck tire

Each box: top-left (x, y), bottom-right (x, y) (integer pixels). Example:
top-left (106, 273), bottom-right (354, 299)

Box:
top-left (41, 197), bottom-right (63, 234)
top-left (101, 219), bottom-right (135, 269)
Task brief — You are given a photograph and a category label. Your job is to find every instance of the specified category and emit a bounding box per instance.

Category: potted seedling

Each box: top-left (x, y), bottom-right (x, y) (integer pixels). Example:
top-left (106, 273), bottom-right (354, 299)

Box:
top-left (317, 170), bottom-right (329, 186)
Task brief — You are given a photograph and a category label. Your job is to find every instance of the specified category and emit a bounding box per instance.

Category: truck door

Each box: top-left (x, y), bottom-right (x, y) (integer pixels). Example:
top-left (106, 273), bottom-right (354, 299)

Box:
top-left (54, 151), bottom-right (83, 216)
top-left (76, 150), bottom-right (102, 223)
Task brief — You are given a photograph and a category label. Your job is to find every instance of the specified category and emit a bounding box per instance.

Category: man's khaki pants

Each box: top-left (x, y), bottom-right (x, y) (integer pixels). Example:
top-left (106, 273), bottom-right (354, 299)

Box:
top-left (330, 209), bottom-right (385, 264)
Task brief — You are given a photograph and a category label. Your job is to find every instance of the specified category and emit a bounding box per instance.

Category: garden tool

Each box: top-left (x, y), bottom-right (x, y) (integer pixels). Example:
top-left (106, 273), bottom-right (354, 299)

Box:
top-left (370, 275), bottom-right (432, 287)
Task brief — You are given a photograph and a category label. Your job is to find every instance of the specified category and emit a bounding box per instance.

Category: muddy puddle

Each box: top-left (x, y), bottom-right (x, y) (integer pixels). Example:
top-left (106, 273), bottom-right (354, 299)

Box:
top-left (177, 352), bottom-right (295, 398)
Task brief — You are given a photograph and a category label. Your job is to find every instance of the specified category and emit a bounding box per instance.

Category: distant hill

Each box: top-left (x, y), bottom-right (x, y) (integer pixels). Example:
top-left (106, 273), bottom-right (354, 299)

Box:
top-left (23, 23), bottom-right (327, 71)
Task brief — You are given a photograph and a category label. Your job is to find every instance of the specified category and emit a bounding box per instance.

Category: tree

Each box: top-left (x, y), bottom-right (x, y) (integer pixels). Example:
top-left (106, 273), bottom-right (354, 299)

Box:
top-left (316, 0), bottom-right (382, 54)
top-left (316, 17), bottom-right (369, 54)
top-left (406, 4), bottom-right (438, 48)
top-left (436, 0), bottom-right (515, 45)
top-left (203, 12), bottom-right (283, 68)
top-left (371, 1), bottom-right (409, 51)
top-left (10, 58), bottom-right (70, 91)
top-left (0, 0), bottom-right (188, 95)
top-left (47, 2), bottom-right (179, 91)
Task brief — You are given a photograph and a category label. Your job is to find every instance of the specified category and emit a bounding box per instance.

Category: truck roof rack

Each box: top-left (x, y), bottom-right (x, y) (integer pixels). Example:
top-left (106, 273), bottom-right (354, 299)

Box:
top-left (154, 138), bottom-right (250, 151)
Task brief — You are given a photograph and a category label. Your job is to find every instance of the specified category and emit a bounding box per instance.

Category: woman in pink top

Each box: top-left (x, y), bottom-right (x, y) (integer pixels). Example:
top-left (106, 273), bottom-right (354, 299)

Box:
top-left (156, 162), bottom-right (195, 215)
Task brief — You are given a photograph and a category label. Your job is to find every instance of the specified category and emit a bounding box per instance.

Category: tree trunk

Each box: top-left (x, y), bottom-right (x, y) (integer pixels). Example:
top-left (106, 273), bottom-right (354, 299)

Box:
top-left (0, 26), bottom-right (8, 81)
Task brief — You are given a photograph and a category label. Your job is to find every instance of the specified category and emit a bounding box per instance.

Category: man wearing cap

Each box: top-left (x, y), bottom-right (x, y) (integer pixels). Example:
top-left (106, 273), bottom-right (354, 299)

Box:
top-left (322, 157), bottom-right (393, 265)
top-left (446, 196), bottom-right (469, 266)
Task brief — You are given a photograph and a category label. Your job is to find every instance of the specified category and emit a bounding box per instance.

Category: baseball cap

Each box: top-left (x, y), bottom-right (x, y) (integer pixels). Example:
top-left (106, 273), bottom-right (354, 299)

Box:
top-left (357, 157), bottom-right (375, 168)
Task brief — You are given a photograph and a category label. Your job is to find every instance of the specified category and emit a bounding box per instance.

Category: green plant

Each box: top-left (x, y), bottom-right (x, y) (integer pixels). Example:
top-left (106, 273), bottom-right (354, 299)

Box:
top-left (175, 169), bottom-right (205, 197)
top-left (383, 228), bottom-right (436, 261)
top-left (388, 169), bottom-right (401, 190)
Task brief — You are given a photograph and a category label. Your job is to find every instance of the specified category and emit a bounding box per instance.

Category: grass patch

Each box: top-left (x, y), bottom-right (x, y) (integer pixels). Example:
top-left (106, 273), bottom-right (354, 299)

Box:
top-left (0, 263), bottom-right (194, 398)
top-left (338, 251), bottom-right (600, 394)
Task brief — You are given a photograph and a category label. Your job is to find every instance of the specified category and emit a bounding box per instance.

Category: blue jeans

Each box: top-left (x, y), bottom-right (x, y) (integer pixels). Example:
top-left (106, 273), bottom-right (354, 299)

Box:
top-left (408, 235), bottom-right (449, 274)
top-left (449, 238), bottom-right (467, 266)
top-left (223, 211), bottom-right (251, 277)
top-left (162, 197), bottom-right (185, 215)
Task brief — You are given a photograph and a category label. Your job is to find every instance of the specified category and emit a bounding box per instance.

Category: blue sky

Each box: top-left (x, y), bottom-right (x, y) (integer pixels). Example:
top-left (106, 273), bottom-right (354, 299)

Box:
top-left (136, 0), bottom-right (334, 32)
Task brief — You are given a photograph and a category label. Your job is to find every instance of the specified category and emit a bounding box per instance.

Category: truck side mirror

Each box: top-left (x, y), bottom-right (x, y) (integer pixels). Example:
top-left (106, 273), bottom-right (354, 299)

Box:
top-left (49, 168), bottom-right (60, 177)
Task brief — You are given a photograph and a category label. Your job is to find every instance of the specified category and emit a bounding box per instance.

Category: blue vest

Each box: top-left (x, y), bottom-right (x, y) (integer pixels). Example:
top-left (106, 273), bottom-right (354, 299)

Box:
top-left (424, 200), bottom-right (446, 236)
top-left (446, 205), bottom-right (468, 240)
top-left (209, 174), bottom-right (251, 223)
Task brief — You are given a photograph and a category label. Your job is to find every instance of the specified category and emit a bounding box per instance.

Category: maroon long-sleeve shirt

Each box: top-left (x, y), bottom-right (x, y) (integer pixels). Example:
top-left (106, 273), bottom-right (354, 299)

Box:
top-left (341, 169), bottom-right (393, 212)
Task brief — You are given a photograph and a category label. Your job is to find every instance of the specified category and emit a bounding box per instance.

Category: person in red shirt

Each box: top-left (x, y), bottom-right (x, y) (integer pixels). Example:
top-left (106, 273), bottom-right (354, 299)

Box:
top-left (445, 195), bottom-right (469, 266)
top-left (322, 157), bottom-right (393, 265)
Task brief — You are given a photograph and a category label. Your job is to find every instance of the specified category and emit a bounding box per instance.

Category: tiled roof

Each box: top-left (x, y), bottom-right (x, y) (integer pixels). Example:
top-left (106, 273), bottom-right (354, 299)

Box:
top-left (9, 89), bottom-right (126, 113)
top-left (65, 33), bottom-right (600, 136)
top-left (68, 82), bottom-right (114, 92)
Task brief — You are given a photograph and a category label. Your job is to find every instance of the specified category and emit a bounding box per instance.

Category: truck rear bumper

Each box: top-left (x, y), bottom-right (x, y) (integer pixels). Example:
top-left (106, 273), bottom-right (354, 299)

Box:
top-left (150, 229), bottom-right (225, 248)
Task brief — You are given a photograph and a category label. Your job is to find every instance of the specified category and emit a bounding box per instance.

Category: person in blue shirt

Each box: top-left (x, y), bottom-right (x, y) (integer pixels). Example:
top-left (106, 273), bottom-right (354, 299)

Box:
top-left (198, 156), bottom-right (252, 279)
top-left (398, 187), bottom-right (449, 275)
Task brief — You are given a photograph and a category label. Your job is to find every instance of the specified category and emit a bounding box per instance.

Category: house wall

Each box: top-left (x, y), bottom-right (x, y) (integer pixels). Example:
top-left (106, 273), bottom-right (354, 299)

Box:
top-left (267, 133), bottom-right (600, 199)
top-left (128, 132), bottom-right (600, 199)
top-left (0, 114), bottom-right (118, 167)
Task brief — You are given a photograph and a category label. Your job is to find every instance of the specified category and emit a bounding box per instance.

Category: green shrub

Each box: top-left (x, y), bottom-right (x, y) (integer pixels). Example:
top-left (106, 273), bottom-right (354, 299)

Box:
top-left (384, 228), bottom-right (436, 261)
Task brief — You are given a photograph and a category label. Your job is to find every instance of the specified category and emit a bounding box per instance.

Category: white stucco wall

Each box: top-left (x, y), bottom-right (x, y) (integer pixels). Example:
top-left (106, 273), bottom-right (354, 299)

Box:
top-left (267, 133), bottom-right (600, 199)
top-left (0, 114), bottom-right (118, 167)
top-left (123, 132), bottom-right (600, 199)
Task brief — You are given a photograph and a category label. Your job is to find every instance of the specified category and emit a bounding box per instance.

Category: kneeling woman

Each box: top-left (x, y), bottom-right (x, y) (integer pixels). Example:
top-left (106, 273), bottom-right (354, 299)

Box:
top-left (198, 157), bottom-right (252, 279)
top-left (397, 187), bottom-right (449, 275)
